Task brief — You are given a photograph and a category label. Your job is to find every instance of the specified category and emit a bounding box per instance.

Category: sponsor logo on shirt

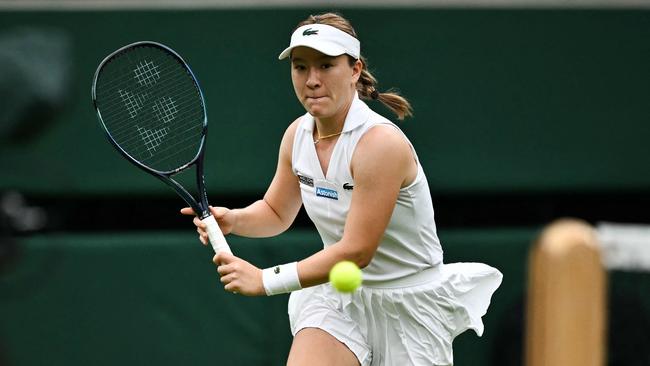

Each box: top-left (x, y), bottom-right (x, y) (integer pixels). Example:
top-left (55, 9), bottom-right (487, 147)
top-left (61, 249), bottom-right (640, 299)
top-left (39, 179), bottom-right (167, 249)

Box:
top-left (298, 174), bottom-right (314, 187)
top-left (316, 187), bottom-right (338, 200)
top-left (343, 182), bottom-right (354, 190)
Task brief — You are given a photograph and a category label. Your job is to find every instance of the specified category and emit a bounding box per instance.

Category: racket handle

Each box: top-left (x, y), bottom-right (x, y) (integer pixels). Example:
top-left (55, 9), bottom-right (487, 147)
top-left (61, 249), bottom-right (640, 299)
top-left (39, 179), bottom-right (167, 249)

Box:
top-left (201, 215), bottom-right (232, 255)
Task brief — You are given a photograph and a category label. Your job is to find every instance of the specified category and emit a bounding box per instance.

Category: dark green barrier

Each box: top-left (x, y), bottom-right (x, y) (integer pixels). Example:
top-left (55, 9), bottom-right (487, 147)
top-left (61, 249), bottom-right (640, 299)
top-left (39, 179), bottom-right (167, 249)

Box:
top-left (0, 227), bottom-right (537, 365)
top-left (0, 9), bottom-right (648, 195)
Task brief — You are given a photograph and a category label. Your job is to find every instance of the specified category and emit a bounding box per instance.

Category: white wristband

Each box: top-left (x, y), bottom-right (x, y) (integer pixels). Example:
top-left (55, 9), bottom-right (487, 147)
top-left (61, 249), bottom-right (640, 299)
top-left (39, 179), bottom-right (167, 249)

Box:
top-left (262, 262), bottom-right (302, 296)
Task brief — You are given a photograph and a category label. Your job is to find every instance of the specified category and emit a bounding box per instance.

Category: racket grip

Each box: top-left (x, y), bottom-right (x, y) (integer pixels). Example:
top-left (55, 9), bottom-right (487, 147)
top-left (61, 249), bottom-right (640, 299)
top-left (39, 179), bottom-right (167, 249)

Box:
top-left (201, 215), bottom-right (232, 255)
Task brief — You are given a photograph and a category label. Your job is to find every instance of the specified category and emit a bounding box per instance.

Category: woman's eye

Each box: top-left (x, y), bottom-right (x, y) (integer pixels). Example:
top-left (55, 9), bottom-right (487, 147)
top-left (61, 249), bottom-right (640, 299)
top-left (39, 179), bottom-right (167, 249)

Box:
top-left (321, 63), bottom-right (333, 69)
top-left (293, 65), bottom-right (306, 71)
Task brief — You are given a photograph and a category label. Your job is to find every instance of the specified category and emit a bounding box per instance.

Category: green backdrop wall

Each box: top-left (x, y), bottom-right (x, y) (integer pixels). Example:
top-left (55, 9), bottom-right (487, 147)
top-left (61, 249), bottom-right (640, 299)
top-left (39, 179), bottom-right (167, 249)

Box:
top-left (0, 9), bottom-right (648, 196)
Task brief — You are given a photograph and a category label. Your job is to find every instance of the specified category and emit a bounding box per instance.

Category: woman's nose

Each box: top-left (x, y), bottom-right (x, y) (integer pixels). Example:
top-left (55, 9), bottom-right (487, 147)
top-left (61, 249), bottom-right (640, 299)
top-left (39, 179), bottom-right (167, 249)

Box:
top-left (306, 68), bottom-right (320, 88)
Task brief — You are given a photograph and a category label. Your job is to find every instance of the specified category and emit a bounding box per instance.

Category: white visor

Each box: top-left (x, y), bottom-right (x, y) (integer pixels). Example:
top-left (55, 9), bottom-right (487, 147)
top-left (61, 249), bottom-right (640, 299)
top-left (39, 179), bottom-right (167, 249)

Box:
top-left (278, 24), bottom-right (360, 60)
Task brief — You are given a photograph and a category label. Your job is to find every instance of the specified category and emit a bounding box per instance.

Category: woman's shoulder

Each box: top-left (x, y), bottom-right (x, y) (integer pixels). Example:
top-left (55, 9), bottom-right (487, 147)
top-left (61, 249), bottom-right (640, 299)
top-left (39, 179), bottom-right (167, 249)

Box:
top-left (278, 115), bottom-right (306, 158)
top-left (284, 115), bottom-right (304, 139)
top-left (358, 123), bottom-right (406, 150)
top-left (353, 116), bottom-right (413, 163)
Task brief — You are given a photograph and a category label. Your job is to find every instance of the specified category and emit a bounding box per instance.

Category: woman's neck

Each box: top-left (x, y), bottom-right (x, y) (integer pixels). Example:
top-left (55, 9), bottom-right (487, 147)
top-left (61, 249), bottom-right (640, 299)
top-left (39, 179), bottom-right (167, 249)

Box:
top-left (314, 95), bottom-right (354, 137)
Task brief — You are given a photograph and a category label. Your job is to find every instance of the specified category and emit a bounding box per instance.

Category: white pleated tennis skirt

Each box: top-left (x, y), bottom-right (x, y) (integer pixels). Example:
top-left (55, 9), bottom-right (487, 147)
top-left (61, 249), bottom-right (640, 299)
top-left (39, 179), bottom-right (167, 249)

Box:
top-left (288, 262), bottom-right (503, 366)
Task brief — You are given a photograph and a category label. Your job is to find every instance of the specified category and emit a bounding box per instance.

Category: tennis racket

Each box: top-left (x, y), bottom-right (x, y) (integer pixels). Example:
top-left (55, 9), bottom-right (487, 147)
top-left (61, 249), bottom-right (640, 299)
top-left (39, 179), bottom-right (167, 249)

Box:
top-left (91, 41), bottom-right (231, 255)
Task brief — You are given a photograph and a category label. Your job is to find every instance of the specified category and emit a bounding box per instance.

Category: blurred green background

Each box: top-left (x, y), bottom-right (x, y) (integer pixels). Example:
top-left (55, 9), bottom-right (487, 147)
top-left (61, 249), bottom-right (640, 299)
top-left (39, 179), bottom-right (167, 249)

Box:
top-left (0, 4), bottom-right (649, 366)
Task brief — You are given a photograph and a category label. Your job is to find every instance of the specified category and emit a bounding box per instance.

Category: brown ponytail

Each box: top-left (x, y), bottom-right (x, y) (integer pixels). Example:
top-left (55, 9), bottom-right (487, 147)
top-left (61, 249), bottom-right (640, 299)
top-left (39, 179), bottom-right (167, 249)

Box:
top-left (295, 12), bottom-right (413, 120)
top-left (353, 56), bottom-right (413, 120)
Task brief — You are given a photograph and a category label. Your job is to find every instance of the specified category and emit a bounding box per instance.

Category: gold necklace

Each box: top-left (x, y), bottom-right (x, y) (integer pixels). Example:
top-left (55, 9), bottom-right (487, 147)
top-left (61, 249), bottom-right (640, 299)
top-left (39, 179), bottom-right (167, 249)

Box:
top-left (313, 130), bottom-right (343, 144)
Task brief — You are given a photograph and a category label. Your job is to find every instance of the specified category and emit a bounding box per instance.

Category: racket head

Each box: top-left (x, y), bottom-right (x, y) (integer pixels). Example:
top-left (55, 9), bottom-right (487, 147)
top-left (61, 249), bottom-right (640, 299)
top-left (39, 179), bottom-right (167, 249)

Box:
top-left (92, 41), bottom-right (207, 176)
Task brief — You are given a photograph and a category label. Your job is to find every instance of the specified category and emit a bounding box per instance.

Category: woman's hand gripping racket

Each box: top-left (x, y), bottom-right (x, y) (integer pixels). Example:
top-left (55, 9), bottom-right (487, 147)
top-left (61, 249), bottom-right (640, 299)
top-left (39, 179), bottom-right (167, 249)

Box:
top-left (91, 41), bottom-right (231, 255)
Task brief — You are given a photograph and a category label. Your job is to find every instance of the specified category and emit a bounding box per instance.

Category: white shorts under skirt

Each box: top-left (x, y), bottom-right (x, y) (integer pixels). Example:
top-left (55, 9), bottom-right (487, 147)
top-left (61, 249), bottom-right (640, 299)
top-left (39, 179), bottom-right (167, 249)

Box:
top-left (288, 262), bottom-right (503, 366)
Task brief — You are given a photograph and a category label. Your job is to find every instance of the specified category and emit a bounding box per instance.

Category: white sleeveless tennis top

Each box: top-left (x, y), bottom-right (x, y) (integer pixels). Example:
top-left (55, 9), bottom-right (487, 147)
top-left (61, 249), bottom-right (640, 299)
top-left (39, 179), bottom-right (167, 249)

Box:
top-left (292, 95), bottom-right (443, 284)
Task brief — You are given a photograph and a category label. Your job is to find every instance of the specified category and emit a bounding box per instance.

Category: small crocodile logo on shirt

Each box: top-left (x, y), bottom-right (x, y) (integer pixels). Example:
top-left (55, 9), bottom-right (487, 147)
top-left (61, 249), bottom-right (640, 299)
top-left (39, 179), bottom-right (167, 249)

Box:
top-left (343, 183), bottom-right (354, 190)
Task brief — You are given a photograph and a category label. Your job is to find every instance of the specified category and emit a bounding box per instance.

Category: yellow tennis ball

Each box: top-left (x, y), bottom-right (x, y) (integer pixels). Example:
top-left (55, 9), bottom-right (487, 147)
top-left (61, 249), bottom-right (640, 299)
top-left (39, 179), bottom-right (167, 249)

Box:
top-left (329, 261), bottom-right (362, 293)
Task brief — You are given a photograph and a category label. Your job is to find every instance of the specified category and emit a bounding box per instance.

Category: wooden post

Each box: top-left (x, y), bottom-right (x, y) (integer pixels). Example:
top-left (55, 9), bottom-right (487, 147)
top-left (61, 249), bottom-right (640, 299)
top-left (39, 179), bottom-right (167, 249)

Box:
top-left (526, 219), bottom-right (606, 366)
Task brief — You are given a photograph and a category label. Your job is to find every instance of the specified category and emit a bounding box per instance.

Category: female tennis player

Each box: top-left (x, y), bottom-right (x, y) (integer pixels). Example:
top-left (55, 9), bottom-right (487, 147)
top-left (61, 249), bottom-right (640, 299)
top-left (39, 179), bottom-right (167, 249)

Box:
top-left (181, 12), bottom-right (502, 366)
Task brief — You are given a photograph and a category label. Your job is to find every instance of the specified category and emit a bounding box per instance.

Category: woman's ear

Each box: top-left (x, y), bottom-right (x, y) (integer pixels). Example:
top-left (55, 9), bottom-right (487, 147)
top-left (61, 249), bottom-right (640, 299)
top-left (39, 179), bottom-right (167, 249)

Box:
top-left (351, 58), bottom-right (363, 84)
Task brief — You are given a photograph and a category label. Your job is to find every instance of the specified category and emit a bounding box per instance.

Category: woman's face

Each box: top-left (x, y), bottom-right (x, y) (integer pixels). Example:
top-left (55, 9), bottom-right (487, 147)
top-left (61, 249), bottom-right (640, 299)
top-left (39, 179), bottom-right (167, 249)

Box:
top-left (290, 46), bottom-right (361, 120)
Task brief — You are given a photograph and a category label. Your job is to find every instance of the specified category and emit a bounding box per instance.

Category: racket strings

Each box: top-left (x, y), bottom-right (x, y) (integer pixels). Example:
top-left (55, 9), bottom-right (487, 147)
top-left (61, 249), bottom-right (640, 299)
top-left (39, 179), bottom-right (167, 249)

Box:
top-left (98, 62), bottom-right (201, 119)
top-left (95, 45), bottom-right (206, 172)
top-left (104, 122), bottom-right (204, 167)
top-left (99, 68), bottom-right (201, 129)
top-left (104, 106), bottom-right (203, 143)
top-left (100, 91), bottom-right (202, 132)
top-left (102, 104), bottom-right (202, 169)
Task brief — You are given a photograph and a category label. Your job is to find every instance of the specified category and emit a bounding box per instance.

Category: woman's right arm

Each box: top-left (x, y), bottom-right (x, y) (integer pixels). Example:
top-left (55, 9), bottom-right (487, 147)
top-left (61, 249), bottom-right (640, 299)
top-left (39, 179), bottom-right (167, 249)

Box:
top-left (181, 118), bottom-right (302, 240)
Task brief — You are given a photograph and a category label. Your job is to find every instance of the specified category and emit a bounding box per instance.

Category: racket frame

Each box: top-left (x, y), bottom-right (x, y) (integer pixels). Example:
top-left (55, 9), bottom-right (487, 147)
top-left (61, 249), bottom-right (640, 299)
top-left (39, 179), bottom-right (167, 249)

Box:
top-left (91, 41), bottom-right (211, 220)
